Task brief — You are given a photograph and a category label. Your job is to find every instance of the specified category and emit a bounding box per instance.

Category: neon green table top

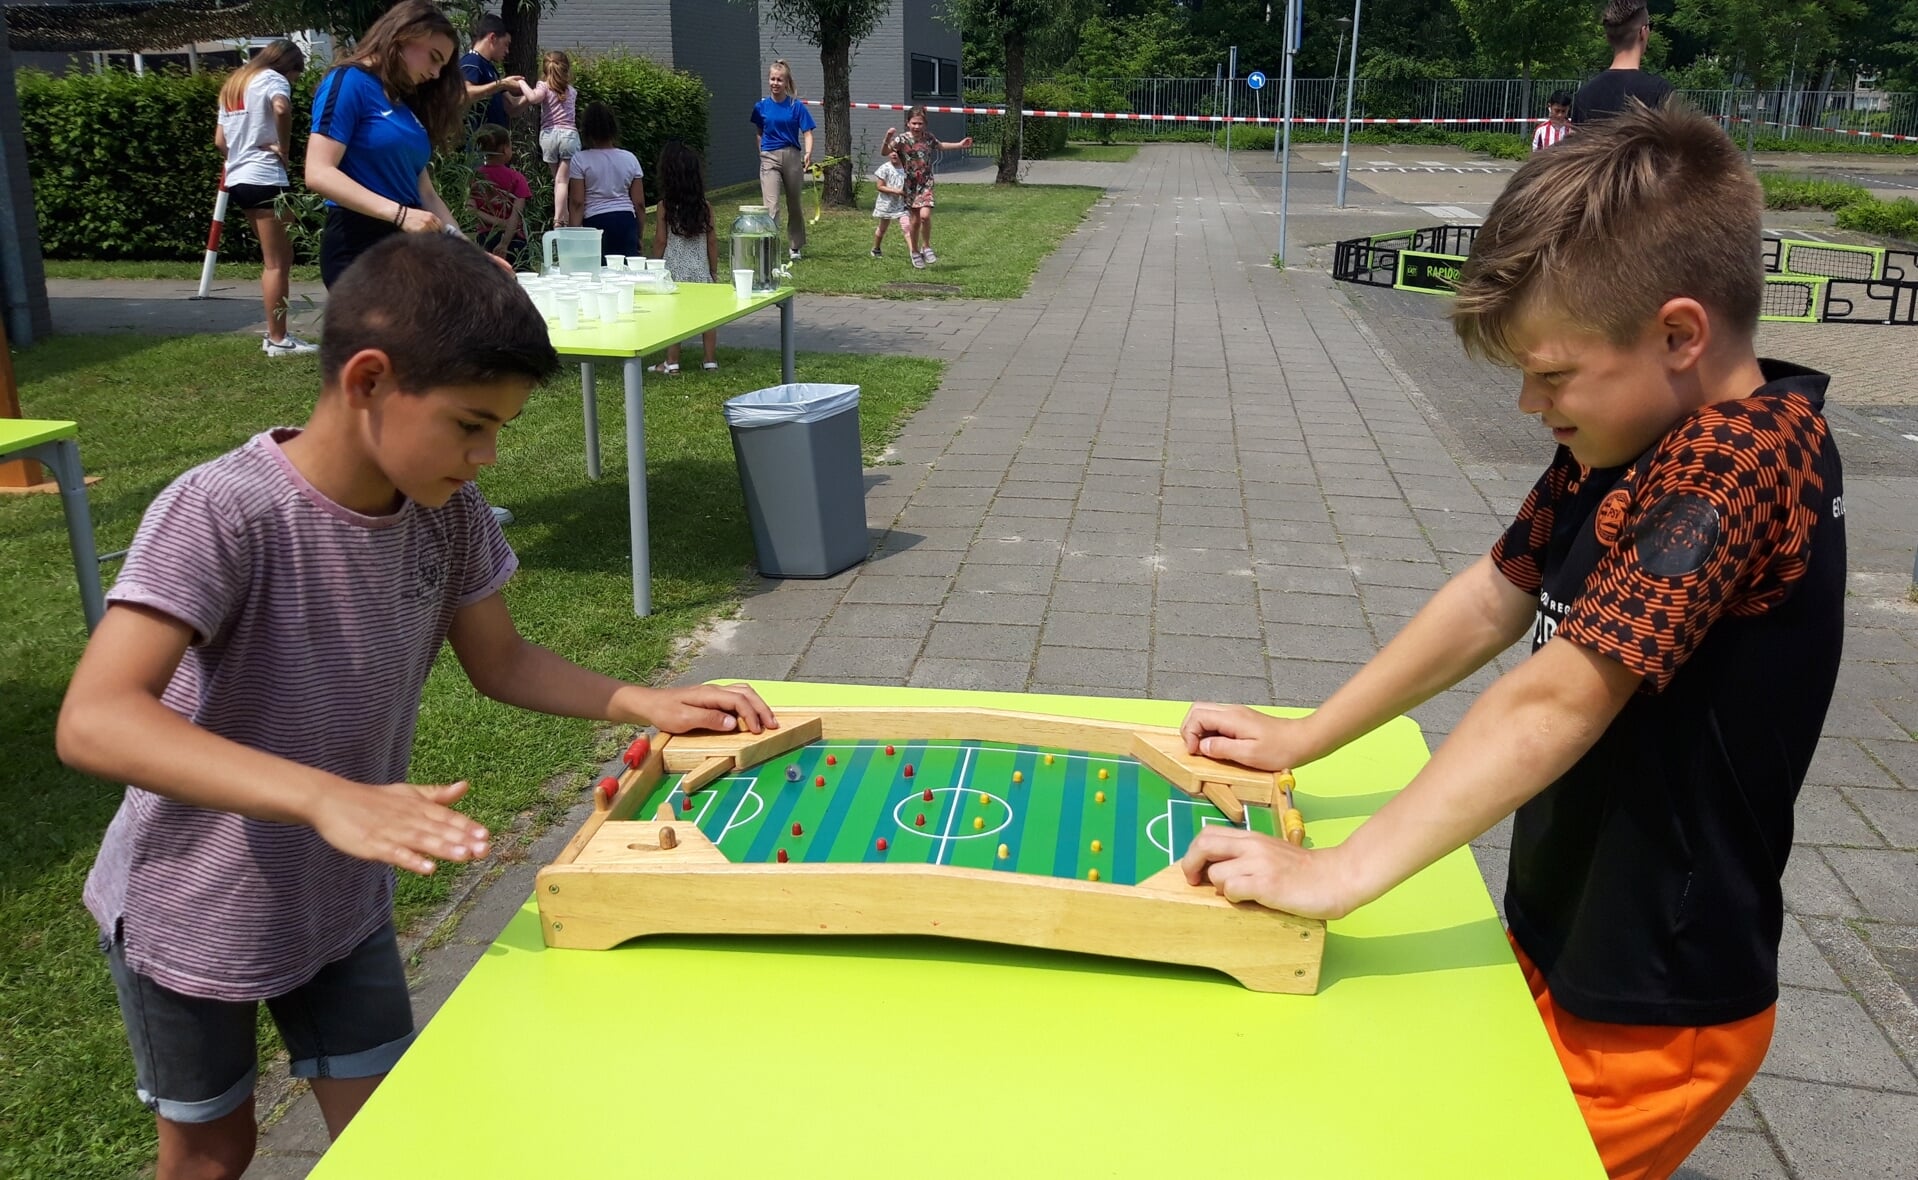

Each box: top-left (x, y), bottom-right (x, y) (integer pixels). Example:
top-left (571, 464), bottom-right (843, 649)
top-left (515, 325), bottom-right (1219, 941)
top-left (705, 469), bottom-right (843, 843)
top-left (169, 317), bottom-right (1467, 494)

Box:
top-left (312, 683), bottom-right (1601, 1179)
top-left (0, 417), bottom-right (77, 455)
top-left (545, 281), bottom-right (793, 357)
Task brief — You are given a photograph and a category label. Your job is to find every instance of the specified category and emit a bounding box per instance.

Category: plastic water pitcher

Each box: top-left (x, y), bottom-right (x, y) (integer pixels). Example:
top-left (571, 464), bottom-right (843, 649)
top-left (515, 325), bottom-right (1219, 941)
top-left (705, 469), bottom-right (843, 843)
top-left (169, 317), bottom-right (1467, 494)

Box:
top-left (729, 205), bottom-right (780, 292)
top-left (543, 228), bottom-right (603, 276)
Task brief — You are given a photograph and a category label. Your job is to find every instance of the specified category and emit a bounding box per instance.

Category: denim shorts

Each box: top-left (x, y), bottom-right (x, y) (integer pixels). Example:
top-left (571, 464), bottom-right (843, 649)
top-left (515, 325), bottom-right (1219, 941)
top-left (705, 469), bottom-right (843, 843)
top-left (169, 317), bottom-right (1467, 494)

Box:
top-left (102, 921), bottom-right (417, 1124)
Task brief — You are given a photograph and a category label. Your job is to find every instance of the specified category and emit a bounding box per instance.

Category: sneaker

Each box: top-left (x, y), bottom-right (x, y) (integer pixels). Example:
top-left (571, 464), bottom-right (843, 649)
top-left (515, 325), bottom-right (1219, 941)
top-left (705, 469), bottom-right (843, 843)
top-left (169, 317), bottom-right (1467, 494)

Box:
top-left (262, 334), bottom-right (318, 357)
top-left (910, 252), bottom-right (927, 270)
top-left (922, 248), bottom-right (938, 264)
top-left (490, 506), bottom-right (514, 525)
top-left (869, 248), bottom-right (883, 259)
top-left (789, 248), bottom-right (802, 261)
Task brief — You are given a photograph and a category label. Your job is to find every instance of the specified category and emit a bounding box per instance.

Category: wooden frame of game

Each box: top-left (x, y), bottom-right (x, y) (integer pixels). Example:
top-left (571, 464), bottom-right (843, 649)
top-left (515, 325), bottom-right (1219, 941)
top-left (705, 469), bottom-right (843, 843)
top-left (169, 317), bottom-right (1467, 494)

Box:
top-left (537, 707), bottom-right (1325, 993)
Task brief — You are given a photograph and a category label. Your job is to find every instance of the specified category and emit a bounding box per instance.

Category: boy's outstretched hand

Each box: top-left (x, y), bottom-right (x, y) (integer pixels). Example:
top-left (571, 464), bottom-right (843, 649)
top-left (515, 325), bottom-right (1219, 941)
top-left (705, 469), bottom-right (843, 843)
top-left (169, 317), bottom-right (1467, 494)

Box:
top-left (308, 780), bottom-right (492, 876)
top-left (1181, 827), bottom-right (1354, 920)
top-left (1180, 702), bottom-right (1320, 772)
top-left (640, 682), bottom-right (778, 736)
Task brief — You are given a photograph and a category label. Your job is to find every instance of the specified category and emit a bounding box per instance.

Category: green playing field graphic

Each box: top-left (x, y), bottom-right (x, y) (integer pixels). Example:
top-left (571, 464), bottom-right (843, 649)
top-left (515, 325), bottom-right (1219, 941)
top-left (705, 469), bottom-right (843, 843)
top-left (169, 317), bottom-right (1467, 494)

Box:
top-left (640, 739), bottom-right (1271, 886)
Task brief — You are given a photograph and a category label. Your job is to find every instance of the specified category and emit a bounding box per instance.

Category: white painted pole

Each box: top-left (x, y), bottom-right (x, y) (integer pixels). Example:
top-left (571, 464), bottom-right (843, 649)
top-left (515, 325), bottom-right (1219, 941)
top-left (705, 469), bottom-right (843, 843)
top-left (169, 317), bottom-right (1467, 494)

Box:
top-left (1336, 0), bottom-right (1364, 209)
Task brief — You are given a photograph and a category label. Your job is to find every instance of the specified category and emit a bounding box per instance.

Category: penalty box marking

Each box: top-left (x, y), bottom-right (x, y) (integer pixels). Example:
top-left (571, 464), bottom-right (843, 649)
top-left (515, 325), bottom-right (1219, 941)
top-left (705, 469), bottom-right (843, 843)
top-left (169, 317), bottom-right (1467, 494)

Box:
top-left (1147, 800), bottom-right (1252, 868)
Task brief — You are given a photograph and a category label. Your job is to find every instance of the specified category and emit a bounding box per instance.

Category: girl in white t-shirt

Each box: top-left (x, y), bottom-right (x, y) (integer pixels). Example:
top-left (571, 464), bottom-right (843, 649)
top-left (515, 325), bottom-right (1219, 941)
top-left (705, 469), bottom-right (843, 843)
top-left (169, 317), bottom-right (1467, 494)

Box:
top-left (869, 140), bottom-right (910, 259)
top-left (214, 39), bottom-right (311, 356)
top-left (519, 51), bottom-right (580, 224)
top-left (566, 102), bottom-right (646, 263)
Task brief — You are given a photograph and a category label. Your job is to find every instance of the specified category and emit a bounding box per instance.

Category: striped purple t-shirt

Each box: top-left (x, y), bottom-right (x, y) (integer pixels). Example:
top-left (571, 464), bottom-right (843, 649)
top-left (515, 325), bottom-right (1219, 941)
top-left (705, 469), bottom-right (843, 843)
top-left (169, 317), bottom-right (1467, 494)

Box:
top-left (84, 430), bottom-right (516, 1001)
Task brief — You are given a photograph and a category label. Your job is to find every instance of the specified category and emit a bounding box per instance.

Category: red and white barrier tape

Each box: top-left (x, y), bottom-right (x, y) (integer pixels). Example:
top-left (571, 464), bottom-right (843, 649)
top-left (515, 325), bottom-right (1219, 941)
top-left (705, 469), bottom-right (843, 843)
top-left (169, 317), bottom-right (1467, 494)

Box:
top-left (1728, 116), bottom-right (1918, 145)
top-left (804, 99), bottom-right (1532, 126)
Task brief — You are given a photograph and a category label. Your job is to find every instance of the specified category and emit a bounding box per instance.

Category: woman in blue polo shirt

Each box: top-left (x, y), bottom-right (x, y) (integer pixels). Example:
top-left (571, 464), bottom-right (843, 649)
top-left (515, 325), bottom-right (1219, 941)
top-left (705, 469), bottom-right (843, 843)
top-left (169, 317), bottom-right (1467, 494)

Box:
top-left (304, 0), bottom-right (470, 287)
top-left (750, 59), bottom-right (814, 261)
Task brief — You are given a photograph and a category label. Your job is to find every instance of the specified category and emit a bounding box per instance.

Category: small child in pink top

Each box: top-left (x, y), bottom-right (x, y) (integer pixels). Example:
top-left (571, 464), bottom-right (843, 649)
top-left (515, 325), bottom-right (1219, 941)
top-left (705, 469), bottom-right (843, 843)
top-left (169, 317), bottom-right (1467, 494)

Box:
top-left (59, 234), bottom-right (778, 1178)
top-left (519, 50), bottom-right (581, 222)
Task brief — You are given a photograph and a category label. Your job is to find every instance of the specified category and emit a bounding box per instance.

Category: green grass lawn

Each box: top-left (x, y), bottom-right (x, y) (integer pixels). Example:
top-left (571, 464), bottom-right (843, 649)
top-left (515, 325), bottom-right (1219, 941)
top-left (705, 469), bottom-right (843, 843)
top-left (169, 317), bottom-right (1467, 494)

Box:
top-left (46, 183), bottom-right (1103, 301)
top-left (0, 333), bottom-right (941, 1179)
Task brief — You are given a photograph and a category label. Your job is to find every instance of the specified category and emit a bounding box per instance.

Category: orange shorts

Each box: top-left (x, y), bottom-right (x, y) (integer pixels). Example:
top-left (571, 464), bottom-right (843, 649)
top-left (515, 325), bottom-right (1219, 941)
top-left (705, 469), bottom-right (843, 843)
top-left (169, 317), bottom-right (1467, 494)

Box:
top-left (1510, 932), bottom-right (1774, 1180)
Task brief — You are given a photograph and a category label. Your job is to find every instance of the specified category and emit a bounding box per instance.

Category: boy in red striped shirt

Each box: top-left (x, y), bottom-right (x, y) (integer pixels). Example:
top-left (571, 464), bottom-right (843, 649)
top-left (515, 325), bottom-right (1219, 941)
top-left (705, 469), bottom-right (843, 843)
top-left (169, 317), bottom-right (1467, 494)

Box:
top-left (1533, 91), bottom-right (1573, 151)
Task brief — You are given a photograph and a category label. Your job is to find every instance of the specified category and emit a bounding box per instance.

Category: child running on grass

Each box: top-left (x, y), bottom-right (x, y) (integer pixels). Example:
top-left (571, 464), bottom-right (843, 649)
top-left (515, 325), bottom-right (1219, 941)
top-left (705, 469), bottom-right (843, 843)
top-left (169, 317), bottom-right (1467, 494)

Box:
top-left (884, 106), bottom-right (972, 268)
top-left (1177, 106), bottom-right (1844, 1180)
top-left (58, 233), bottom-right (776, 1180)
top-left (650, 141), bottom-right (719, 374)
top-left (869, 139), bottom-right (911, 259)
top-left (567, 102), bottom-right (646, 264)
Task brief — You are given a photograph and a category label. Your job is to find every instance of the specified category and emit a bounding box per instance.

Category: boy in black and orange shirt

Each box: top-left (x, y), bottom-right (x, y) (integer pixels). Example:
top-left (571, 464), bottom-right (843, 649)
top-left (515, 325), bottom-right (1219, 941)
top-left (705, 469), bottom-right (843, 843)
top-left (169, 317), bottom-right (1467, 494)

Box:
top-left (1178, 105), bottom-right (1843, 1179)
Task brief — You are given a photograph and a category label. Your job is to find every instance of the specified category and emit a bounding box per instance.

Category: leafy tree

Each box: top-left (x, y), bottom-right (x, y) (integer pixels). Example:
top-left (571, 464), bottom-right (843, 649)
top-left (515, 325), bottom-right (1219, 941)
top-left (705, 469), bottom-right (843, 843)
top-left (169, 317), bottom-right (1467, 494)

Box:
top-left (759, 0), bottom-right (895, 209)
top-left (1671, 0), bottom-right (1857, 88)
top-left (948, 0), bottom-right (1063, 183)
top-left (1451, 0), bottom-right (1603, 112)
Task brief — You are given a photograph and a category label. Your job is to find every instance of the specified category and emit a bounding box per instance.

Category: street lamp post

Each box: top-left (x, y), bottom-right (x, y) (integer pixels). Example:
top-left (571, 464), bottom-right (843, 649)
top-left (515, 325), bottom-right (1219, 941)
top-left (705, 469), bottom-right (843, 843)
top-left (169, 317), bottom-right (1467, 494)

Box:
top-left (1336, 0), bottom-right (1364, 208)
top-left (1332, 15), bottom-right (1350, 122)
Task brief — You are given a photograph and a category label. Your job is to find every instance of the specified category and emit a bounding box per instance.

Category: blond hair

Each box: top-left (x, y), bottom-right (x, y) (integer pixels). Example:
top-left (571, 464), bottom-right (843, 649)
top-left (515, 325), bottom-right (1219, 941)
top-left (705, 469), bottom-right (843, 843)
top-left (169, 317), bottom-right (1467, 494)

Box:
top-left (220, 39), bottom-right (304, 110)
top-left (769, 59), bottom-right (796, 97)
top-left (543, 49), bottom-right (572, 91)
top-left (1451, 103), bottom-right (1763, 367)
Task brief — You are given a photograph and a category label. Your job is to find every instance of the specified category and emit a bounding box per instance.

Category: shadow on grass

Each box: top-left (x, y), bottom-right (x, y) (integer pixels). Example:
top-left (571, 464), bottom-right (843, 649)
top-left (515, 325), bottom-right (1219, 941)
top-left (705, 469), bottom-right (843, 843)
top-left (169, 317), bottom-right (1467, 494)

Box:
top-left (10, 333), bottom-right (173, 390)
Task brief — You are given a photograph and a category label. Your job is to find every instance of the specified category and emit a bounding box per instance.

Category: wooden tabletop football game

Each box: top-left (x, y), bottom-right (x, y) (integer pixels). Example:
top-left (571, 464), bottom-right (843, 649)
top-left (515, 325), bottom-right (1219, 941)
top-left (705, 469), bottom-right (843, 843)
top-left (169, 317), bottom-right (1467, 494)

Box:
top-left (310, 684), bottom-right (1604, 1179)
top-left (538, 707), bottom-right (1323, 992)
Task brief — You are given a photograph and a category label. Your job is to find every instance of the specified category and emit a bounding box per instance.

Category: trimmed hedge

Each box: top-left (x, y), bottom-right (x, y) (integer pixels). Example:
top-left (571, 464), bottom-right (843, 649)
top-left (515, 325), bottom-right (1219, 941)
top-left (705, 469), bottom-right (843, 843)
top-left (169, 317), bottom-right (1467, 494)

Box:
top-left (20, 52), bottom-right (708, 262)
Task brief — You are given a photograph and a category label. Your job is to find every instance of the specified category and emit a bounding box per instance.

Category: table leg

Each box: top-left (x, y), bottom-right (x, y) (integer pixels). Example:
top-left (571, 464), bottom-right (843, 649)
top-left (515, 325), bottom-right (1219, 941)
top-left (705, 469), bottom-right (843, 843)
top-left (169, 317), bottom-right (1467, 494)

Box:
top-left (36, 439), bottom-right (106, 632)
top-left (581, 361), bottom-right (601, 480)
top-left (780, 297), bottom-right (795, 384)
top-left (624, 358), bottom-right (650, 618)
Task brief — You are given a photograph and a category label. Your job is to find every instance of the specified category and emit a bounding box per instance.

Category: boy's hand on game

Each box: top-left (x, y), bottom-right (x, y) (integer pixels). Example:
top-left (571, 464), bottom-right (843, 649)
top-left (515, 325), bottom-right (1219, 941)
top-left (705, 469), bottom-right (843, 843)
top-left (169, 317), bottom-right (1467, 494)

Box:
top-left (639, 683), bottom-right (778, 736)
top-left (1180, 702), bottom-right (1319, 772)
top-left (309, 780), bottom-right (492, 876)
top-left (1181, 828), bottom-right (1355, 920)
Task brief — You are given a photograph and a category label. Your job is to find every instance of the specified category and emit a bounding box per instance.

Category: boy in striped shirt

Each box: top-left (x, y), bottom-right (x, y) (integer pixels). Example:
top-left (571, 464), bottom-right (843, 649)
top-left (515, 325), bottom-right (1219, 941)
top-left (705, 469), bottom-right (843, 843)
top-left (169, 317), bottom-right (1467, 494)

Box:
top-left (57, 234), bottom-right (776, 1179)
top-left (1533, 91), bottom-right (1573, 151)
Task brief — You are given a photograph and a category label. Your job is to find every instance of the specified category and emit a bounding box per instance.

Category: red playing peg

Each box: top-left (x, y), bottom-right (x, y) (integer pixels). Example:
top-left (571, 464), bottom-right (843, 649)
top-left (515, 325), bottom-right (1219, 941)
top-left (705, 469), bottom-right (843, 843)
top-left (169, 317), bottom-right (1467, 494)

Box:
top-left (622, 736), bottom-right (651, 768)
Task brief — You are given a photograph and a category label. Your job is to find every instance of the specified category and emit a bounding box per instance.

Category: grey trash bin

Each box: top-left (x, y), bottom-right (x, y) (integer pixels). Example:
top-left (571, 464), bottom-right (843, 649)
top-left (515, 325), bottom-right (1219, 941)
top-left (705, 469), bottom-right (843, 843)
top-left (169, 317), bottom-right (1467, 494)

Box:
top-left (723, 383), bottom-right (868, 578)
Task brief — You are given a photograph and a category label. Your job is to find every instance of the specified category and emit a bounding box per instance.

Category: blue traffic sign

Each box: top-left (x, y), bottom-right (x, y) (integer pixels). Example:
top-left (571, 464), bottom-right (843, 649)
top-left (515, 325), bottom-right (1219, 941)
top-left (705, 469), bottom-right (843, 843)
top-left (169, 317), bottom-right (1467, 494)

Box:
top-left (1247, 70), bottom-right (1267, 90)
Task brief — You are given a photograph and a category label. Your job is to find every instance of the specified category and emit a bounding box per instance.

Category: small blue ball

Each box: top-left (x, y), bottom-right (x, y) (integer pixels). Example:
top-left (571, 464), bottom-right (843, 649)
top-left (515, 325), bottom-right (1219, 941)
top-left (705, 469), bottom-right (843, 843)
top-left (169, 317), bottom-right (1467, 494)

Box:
top-left (785, 764), bottom-right (802, 782)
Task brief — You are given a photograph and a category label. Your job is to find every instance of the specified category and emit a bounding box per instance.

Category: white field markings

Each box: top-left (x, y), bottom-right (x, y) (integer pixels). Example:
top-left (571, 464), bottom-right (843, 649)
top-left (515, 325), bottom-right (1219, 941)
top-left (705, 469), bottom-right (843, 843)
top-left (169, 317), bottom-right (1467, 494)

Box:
top-left (1145, 800), bottom-right (1253, 869)
top-left (714, 776), bottom-right (764, 843)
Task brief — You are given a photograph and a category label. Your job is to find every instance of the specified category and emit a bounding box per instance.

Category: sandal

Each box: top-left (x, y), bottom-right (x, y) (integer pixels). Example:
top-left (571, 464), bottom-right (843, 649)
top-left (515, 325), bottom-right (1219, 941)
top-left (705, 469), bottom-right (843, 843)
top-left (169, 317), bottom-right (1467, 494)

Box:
top-left (647, 362), bottom-right (680, 375)
top-left (702, 362), bottom-right (719, 371)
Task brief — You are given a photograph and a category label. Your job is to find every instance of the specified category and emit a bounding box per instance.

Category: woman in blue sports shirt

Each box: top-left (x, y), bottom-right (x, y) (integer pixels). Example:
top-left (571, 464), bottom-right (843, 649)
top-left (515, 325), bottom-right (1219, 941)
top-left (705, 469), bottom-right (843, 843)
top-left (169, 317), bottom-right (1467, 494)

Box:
top-left (750, 59), bottom-right (815, 261)
top-left (304, 0), bottom-right (472, 287)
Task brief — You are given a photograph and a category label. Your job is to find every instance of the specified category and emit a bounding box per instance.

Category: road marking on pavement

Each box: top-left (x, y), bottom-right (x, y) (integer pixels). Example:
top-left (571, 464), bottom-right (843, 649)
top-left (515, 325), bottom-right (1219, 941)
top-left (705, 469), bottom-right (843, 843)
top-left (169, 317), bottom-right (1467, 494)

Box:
top-left (1418, 205), bottom-right (1481, 221)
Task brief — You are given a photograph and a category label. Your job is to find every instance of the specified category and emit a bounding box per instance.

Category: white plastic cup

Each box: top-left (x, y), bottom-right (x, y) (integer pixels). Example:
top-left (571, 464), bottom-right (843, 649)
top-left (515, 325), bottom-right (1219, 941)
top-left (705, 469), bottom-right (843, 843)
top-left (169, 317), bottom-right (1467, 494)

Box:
top-left (598, 288), bottom-right (621, 322)
top-left (614, 279), bottom-right (636, 314)
top-left (554, 293), bottom-right (579, 331)
top-left (733, 268), bottom-right (755, 299)
top-left (604, 255), bottom-right (626, 271)
top-left (576, 285), bottom-right (599, 321)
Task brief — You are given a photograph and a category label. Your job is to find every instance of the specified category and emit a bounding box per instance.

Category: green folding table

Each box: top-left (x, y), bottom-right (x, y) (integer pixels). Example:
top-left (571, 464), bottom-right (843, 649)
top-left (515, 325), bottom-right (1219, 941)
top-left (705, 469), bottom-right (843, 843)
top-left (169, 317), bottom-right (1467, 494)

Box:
top-left (546, 282), bottom-right (795, 618)
top-left (0, 418), bottom-right (105, 630)
top-left (310, 683), bottom-right (1603, 1178)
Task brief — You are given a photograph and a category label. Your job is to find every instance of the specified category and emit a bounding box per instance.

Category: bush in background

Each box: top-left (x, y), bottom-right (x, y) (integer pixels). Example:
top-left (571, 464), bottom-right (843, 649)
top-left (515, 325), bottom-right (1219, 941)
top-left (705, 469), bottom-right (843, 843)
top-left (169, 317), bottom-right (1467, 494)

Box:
top-left (21, 53), bottom-right (707, 262)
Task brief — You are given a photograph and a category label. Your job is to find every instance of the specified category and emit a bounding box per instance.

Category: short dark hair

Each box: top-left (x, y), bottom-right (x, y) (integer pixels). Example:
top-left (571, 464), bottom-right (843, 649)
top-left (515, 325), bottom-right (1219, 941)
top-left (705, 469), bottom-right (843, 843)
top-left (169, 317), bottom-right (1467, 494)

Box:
top-left (472, 13), bottom-right (508, 42)
top-left (579, 101), bottom-right (619, 148)
top-left (321, 234), bottom-right (559, 391)
top-left (1602, 1), bottom-right (1650, 53)
top-left (1548, 90), bottom-right (1573, 109)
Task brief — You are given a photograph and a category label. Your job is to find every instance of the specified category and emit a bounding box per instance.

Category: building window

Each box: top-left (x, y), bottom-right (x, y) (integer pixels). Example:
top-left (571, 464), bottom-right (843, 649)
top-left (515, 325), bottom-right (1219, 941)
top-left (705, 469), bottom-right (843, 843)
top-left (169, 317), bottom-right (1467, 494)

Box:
top-left (912, 53), bottom-right (958, 99)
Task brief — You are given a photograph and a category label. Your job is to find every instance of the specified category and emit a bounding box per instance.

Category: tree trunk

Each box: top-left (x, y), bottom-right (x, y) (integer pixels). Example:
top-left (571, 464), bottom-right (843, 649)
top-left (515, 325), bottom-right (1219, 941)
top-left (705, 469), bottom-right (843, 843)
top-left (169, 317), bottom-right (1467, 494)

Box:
top-left (820, 33), bottom-right (854, 208)
top-left (996, 27), bottom-right (1024, 185)
top-left (501, 0), bottom-right (542, 133)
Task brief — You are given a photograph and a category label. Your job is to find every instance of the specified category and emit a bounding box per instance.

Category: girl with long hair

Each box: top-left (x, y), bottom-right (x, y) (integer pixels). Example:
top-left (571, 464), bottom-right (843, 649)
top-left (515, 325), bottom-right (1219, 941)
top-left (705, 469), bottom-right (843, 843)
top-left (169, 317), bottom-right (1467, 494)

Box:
top-left (749, 59), bottom-right (814, 260)
top-left (520, 50), bottom-right (581, 224)
top-left (214, 38), bottom-right (309, 354)
top-left (649, 141), bottom-right (719, 373)
top-left (884, 105), bottom-right (972, 268)
top-left (303, 0), bottom-right (475, 287)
